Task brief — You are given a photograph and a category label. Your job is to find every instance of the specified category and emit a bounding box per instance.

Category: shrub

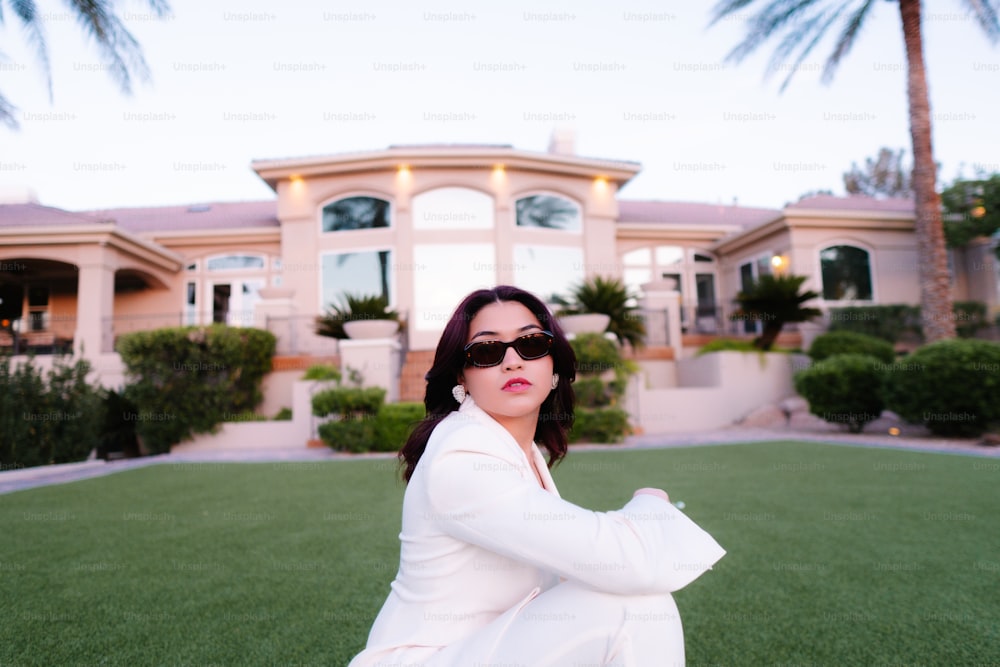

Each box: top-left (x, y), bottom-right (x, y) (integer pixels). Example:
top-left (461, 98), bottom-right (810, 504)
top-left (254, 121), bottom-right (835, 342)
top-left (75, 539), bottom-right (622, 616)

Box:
top-left (794, 354), bottom-right (886, 434)
top-left (318, 402), bottom-right (425, 453)
top-left (567, 333), bottom-right (634, 441)
top-left (318, 418), bottom-right (377, 454)
top-left (569, 407), bottom-right (631, 444)
top-left (573, 376), bottom-right (611, 408)
top-left (98, 390), bottom-right (139, 460)
top-left (373, 402), bottom-right (425, 452)
top-left (116, 325), bottom-right (277, 453)
top-left (696, 339), bottom-right (759, 355)
top-left (570, 333), bottom-right (622, 374)
top-left (884, 339), bottom-right (1000, 437)
top-left (273, 407), bottom-right (293, 421)
top-left (827, 305), bottom-right (921, 343)
top-left (808, 331), bottom-right (895, 364)
top-left (953, 300), bottom-right (988, 338)
top-left (827, 302), bottom-right (989, 342)
top-left (302, 364), bottom-right (341, 382)
top-left (311, 387), bottom-right (386, 418)
top-left (0, 355), bottom-right (104, 468)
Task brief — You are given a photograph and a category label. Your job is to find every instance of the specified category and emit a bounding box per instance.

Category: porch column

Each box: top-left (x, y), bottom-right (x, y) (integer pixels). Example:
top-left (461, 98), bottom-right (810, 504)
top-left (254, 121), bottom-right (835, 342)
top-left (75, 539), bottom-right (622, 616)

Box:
top-left (75, 244), bottom-right (116, 357)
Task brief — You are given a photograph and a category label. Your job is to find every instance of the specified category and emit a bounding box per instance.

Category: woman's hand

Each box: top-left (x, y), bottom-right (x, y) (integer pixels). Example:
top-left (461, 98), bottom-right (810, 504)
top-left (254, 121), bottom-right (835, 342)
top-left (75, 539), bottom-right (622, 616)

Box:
top-left (633, 487), bottom-right (670, 503)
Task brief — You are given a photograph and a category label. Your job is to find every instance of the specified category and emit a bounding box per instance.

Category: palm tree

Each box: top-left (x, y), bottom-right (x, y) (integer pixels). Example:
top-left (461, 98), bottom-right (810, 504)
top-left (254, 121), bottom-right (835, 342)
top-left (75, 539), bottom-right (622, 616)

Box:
top-left (731, 274), bottom-right (822, 351)
top-left (710, 0), bottom-right (1000, 343)
top-left (0, 0), bottom-right (171, 129)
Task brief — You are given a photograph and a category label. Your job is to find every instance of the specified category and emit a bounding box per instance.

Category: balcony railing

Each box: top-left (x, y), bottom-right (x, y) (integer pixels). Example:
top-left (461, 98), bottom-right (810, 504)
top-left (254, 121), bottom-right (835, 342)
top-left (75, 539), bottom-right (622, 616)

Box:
top-left (0, 315), bottom-right (76, 355)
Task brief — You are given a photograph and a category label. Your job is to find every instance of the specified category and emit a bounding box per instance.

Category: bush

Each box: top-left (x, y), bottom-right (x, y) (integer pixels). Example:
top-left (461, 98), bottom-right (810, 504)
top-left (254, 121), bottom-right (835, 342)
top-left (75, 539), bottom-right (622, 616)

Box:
top-left (0, 355), bottom-right (104, 467)
top-left (827, 305), bottom-right (922, 343)
top-left (373, 402), bottom-right (425, 452)
top-left (696, 339), bottom-right (759, 355)
top-left (570, 333), bottom-right (622, 374)
top-left (573, 376), bottom-right (612, 408)
top-left (953, 300), bottom-right (988, 338)
top-left (116, 325), bottom-right (277, 453)
top-left (311, 387), bottom-right (386, 418)
top-left (302, 364), bottom-right (341, 382)
top-left (827, 302), bottom-right (990, 342)
top-left (794, 354), bottom-right (886, 434)
top-left (569, 407), bottom-right (631, 444)
top-left (808, 331), bottom-right (895, 364)
top-left (318, 402), bottom-right (425, 453)
top-left (567, 333), bottom-right (634, 442)
top-left (98, 390), bottom-right (139, 460)
top-left (884, 339), bottom-right (1000, 437)
top-left (273, 407), bottom-right (293, 421)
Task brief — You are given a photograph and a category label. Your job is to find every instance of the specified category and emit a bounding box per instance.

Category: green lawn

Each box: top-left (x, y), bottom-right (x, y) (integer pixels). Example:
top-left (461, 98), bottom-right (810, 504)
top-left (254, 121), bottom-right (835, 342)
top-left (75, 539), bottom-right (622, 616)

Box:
top-left (1, 442), bottom-right (998, 666)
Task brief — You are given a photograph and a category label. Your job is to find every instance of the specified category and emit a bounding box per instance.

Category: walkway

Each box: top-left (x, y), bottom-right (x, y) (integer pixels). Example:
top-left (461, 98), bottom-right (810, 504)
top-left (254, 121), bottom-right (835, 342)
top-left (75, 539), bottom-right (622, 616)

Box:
top-left (1, 425), bottom-right (997, 496)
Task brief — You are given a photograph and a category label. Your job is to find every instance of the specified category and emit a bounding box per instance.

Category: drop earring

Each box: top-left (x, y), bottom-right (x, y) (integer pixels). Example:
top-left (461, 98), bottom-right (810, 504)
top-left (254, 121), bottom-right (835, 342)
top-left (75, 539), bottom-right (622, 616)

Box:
top-left (452, 384), bottom-right (467, 404)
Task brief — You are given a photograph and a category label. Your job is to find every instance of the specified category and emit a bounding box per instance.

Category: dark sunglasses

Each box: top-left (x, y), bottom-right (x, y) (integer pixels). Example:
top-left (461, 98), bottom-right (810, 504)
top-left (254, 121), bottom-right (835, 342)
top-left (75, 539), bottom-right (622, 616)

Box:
top-left (463, 331), bottom-right (554, 368)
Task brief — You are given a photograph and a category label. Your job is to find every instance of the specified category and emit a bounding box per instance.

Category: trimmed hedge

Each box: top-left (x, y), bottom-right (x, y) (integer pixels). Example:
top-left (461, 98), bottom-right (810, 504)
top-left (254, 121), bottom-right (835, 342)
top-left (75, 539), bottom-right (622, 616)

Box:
top-left (827, 302), bottom-right (991, 342)
top-left (569, 407), bottom-right (631, 444)
top-left (794, 354), bottom-right (886, 433)
top-left (827, 305), bottom-right (921, 343)
top-left (884, 339), bottom-right (1000, 437)
top-left (808, 331), bottom-right (895, 364)
top-left (0, 355), bottom-right (105, 468)
top-left (116, 325), bottom-right (276, 453)
top-left (311, 387), bottom-right (386, 418)
top-left (318, 402), bottom-right (425, 453)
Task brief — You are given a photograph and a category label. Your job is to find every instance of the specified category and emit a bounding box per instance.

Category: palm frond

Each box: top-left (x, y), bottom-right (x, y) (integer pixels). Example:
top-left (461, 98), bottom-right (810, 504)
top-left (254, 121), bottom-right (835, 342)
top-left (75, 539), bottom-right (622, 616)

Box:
top-left (823, 0), bottom-right (877, 82)
top-left (962, 0), bottom-right (1000, 42)
top-left (8, 0), bottom-right (52, 100)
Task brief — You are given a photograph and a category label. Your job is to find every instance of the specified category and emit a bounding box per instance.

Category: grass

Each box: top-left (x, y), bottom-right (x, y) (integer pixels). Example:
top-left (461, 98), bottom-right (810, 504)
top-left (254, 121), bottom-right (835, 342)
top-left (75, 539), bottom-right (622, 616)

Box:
top-left (1, 442), bottom-right (998, 666)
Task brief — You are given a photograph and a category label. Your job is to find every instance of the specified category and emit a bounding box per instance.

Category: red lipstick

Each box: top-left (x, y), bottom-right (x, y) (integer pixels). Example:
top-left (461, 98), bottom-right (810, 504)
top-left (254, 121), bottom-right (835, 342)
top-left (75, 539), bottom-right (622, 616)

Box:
top-left (502, 377), bottom-right (532, 392)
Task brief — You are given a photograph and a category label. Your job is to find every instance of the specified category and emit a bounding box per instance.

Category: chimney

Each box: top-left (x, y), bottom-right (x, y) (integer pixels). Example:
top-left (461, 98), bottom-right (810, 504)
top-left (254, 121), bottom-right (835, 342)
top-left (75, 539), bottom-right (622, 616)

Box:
top-left (548, 127), bottom-right (576, 155)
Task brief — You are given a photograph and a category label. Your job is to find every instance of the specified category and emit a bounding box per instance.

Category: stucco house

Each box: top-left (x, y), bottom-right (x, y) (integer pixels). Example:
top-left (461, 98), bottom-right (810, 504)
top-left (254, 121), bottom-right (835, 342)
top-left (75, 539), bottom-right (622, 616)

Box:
top-left (1, 141), bottom-right (997, 432)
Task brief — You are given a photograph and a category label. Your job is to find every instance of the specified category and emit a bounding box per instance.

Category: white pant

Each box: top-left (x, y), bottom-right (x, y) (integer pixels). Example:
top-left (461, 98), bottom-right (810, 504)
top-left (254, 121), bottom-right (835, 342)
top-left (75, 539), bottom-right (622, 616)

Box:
top-left (371, 581), bottom-right (686, 667)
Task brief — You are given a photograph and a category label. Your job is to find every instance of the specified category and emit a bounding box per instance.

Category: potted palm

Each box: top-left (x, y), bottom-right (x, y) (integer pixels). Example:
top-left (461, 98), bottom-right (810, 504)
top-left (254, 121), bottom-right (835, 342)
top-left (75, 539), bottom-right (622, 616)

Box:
top-left (554, 276), bottom-right (646, 348)
top-left (315, 293), bottom-right (401, 340)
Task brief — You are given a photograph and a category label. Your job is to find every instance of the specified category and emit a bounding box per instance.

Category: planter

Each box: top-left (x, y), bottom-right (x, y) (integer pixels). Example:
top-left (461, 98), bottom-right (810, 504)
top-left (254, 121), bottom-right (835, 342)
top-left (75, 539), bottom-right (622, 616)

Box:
top-left (559, 313), bottom-right (611, 335)
top-left (343, 319), bottom-right (400, 339)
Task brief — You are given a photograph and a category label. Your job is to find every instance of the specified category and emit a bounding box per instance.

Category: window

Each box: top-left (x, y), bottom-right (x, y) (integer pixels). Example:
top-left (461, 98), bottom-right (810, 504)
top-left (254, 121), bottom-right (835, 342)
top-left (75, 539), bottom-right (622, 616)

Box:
top-left (206, 255), bottom-right (266, 271)
top-left (515, 194), bottom-right (581, 232)
top-left (321, 250), bottom-right (392, 310)
top-left (322, 196), bottom-right (390, 232)
top-left (184, 282), bottom-right (197, 325)
top-left (27, 286), bottom-right (48, 331)
top-left (513, 245), bottom-right (584, 303)
top-left (412, 244), bottom-right (494, 331)
top-left (412, 187), bottom-right (494, 229)
top-left (821, 245), bottom-right (872, 301)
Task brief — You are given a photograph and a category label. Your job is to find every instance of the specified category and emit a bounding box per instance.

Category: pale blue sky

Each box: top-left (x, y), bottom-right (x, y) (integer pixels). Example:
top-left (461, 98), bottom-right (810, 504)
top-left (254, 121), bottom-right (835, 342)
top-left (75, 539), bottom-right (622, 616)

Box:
top-left (1, 0), bottom-right (997, 211)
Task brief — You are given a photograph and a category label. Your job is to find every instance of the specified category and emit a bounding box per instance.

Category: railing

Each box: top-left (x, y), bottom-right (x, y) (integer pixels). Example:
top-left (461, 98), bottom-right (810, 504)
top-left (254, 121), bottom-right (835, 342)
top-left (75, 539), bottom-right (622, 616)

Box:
top-left (0, 315), bottom-right (76, 355)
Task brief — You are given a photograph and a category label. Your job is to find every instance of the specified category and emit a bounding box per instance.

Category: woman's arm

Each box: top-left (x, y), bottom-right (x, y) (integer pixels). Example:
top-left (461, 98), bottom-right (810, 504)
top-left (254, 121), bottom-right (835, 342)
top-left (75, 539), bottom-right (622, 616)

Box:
top-left (424, 444), bottom-right (725, 594)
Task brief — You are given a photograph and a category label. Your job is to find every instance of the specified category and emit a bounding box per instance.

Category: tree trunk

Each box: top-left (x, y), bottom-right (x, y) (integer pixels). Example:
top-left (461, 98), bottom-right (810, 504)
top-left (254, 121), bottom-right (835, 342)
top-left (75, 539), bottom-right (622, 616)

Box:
top-left (898, 0), bottom-right (956, 341)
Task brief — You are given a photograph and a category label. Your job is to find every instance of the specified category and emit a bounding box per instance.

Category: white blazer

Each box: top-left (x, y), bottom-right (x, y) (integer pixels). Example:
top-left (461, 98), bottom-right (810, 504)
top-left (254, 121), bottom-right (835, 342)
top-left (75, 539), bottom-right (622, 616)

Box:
top-left (348, 397), bottom-right (726, 666)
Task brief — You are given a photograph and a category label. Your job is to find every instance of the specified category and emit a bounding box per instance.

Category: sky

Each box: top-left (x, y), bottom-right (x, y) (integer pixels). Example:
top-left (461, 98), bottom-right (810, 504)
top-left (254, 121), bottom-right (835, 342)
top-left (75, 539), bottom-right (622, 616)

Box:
top-left (1, 0), bottom-right (998, 212)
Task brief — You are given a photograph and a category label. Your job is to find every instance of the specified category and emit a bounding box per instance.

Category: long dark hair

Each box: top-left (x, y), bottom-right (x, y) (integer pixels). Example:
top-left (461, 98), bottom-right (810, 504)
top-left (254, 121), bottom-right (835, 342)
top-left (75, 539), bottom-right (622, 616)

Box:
top-left (399, 285), bottom-right (576, 482)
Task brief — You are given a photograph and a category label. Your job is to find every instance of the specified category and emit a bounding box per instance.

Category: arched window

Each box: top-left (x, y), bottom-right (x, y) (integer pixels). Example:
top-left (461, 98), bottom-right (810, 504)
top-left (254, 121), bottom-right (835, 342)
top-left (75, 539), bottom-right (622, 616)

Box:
top-left (515, 194), bottom-right (581, 232)
top-left (321, 196), bottom-right (390, 233)
top-left (412, 187), bottom-right (494, 229)
top-left (820, 245), bottom-right (873, 301)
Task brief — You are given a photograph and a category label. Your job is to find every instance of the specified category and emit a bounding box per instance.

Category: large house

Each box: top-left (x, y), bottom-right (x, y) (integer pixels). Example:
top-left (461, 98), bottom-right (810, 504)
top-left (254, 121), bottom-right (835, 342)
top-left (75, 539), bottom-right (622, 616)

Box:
top-left (2, 141), bottom-right (997, 410)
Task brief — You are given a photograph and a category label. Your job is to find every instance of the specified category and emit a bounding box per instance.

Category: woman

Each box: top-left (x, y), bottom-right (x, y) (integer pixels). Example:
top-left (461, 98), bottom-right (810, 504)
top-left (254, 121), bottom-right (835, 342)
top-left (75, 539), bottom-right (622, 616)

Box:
top-left (348, 285), bottom-right (725, 667)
